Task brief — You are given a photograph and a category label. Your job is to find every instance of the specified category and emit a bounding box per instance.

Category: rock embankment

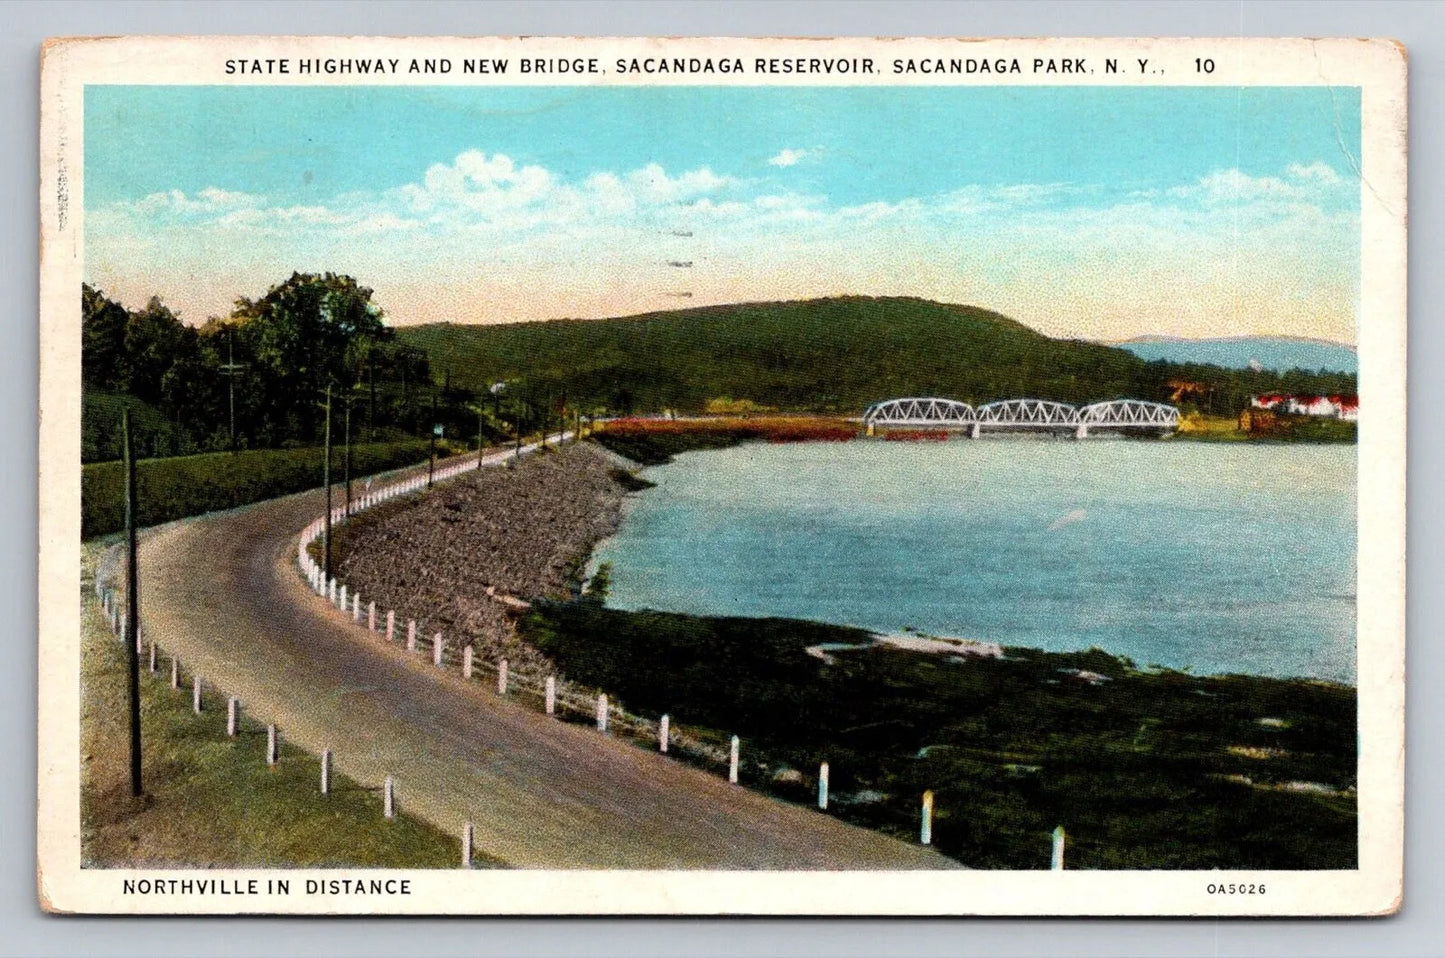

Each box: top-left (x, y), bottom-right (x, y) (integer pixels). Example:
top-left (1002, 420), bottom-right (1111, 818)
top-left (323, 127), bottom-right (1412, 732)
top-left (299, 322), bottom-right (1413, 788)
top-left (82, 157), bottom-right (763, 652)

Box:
top-left (333, 442), bottom-right (634, 675)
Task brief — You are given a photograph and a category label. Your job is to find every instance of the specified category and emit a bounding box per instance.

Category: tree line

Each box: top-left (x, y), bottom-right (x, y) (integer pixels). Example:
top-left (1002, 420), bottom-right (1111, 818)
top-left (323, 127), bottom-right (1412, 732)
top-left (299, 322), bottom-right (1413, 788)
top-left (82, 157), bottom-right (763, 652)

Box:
top-left (82, 274), bottom-right (559, 462)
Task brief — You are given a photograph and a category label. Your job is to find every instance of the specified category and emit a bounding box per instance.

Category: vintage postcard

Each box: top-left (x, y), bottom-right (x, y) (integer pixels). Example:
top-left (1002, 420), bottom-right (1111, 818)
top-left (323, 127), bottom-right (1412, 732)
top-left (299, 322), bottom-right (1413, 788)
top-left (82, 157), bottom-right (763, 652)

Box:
top-left (38, 36), bottom-right (1406, 915)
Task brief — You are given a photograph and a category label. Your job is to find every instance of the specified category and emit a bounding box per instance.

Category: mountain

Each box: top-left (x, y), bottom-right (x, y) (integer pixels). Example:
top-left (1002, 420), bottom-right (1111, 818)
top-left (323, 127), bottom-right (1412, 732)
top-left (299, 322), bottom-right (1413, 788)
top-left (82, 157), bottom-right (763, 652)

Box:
top-left (1115, 335), bottom-right (1357, 374)
top-left (396, 297), bottom-right (1357, 416)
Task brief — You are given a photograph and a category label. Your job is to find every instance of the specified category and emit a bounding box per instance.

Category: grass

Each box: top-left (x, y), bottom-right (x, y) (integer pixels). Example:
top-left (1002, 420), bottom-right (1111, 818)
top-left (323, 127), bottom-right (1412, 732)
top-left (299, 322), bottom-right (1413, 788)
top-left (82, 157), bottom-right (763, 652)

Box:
top-left (520, 600), bottom-right (1357, 870)
top-left (79, 555), bottom-right (477, 868)
top-left (1173, 413), bottom-right (1254, 442)
top-left (81, 439), bottom-right (464, 539)
top-left (83, 389), bottom-right (188, 463)
top-left (1173, 412), bottom-right (1357, 444)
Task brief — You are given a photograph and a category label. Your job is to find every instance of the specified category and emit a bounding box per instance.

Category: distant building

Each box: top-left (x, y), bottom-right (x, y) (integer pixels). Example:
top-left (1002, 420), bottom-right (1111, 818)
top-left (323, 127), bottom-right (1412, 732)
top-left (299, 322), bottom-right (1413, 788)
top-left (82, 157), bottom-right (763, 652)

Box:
top-left (1249, 393), bottom-right (1358, 421)
top-left (1288, 394), bottom-right (1337, 417)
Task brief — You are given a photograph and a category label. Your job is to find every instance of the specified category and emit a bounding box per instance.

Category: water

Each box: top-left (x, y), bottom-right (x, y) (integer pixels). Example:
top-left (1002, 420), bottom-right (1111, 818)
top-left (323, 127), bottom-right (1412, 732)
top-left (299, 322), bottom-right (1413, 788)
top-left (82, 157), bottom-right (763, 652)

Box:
top-left (592, 439), bottom-right (1357, 682)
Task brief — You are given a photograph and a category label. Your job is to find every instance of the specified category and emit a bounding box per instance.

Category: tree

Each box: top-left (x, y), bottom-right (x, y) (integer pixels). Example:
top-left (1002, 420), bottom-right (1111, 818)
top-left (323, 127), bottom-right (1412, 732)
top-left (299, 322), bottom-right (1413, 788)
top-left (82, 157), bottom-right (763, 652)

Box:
top-left (122, 296), bottom-right (197, 408)
top-left (230, 272), bottom-right (393, 442)
top-left (81, 284), bottom-right (130, 388)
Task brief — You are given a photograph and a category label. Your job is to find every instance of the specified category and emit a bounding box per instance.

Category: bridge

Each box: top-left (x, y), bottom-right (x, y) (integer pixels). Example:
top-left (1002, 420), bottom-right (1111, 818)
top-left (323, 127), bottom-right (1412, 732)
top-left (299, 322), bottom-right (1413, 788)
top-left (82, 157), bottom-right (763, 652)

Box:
top-left (861, 397), bottom-right (1180, 438)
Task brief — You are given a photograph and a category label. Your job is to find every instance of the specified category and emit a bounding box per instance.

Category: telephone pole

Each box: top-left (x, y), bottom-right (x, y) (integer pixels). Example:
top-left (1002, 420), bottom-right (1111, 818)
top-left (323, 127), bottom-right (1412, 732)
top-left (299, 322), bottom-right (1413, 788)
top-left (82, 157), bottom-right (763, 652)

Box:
top-left (343, 393), bottom-right (353, 517)
top-left (513, 398), bottom-right (523, 462)
top-left (367, 352), bottom-right (376, 444)
top-left (322, 384), bottom-right (333, 582)
top-left (122, 407), bottom-right (143, 797)
top-left (427, 385), bottom-right (438, 488)
top-left (218, 325), bottom-right (248, 452)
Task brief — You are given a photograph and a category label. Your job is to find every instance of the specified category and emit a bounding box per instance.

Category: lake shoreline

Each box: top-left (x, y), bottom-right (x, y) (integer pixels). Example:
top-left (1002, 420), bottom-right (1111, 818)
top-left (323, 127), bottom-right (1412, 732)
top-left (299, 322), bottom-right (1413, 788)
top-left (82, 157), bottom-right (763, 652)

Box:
top-left (591, 425), bottom-right (1356, 684)
top-left (589, 413), bottom-right (1355, 468)
top-left (328, 430), bottom-right (1356, 869)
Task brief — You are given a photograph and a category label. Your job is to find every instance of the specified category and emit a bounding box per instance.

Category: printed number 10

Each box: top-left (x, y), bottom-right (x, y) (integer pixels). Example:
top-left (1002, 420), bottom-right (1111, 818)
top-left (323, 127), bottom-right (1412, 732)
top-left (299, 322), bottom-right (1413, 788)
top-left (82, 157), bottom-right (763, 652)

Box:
top-left (1195, 58), bottom-right (1215, 73)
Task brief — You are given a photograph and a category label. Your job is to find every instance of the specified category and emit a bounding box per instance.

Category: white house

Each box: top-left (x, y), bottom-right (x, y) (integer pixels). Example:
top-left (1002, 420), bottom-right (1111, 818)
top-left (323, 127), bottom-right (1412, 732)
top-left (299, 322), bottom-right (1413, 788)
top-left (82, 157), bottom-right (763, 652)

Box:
top-left (1287, 395), bottom-right (1337, 417)
top-left (1249, 393), bottom-right (1358, 420)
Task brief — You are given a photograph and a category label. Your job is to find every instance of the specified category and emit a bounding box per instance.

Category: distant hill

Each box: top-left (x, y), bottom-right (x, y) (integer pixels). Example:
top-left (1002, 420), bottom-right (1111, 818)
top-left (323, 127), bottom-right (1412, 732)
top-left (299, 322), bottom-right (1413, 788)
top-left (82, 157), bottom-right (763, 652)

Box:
top-left (1116, 335), bottom-right (1357, 374)
top-left (397, 297), bottom-right (1357, 416)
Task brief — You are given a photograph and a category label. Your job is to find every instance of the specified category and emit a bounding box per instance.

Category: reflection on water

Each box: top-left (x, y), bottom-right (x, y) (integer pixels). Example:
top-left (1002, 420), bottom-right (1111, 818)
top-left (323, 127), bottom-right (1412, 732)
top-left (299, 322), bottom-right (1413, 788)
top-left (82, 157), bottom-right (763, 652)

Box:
top-left (593, 438), bottom-right (1357, 682)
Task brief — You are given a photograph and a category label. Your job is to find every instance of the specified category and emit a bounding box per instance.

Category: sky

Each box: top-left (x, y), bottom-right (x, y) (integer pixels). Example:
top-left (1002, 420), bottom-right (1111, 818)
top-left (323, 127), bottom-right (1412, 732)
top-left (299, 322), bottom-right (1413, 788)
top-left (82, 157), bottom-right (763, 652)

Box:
top-left (83, 85), bottom-right (1362, 343)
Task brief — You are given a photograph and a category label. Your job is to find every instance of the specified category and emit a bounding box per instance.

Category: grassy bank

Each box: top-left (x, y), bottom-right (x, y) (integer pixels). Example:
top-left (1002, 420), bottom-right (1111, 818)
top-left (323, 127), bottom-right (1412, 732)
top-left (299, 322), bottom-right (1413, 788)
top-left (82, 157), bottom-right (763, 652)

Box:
top-left (521, 601), bottom-right (1356, 870)
top-left (591, 417), bottom-right (856, 466)
top-left (82, 440), bottom-right (463, 539)
top-left (1174, 412), bottom-right (1357, 444)
top-left (79, 571), bottom-right (473, 867)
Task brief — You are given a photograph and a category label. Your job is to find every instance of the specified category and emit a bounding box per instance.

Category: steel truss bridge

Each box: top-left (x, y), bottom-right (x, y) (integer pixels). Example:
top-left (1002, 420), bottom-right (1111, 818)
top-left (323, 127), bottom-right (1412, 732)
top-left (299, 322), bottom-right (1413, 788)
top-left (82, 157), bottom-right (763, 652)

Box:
top-left (861, 397), bottom-right (1180, 438)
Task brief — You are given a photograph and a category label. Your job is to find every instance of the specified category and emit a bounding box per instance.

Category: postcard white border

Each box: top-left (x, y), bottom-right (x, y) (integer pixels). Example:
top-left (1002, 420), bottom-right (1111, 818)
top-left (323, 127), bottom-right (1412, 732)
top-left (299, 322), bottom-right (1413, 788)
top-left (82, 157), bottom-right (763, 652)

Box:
top-left (37, 35), bottom-right (1406, 916)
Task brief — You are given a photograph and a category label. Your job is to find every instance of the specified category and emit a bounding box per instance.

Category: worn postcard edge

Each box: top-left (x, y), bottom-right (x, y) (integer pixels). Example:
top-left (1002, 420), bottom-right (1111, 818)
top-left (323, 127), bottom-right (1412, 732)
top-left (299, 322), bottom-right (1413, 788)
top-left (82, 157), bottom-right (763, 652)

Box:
top-left (35, 35), bottom-right (1407, 916)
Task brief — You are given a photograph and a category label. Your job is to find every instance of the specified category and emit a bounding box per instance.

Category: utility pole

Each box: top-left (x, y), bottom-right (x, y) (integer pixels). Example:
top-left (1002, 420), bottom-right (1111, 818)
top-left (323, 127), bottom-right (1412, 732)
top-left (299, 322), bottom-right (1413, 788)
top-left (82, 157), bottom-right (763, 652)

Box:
top-left (323, 384), bottom-right (332, 582)
top-left (343, 393), bottom-right (353, 517)
top-left (122, 407), bottom-right (143, 797)
top-left (513, 399), bottom-right (523, 462)
top-left (540, 389), bottom-right (549, 451)
top-left (367, 353), bottom-right (376, 444)
top-left (427, 385), bottom-right (438, 487)
top-left (218, 325), bottom-right (248, 453)
top-left (477, 406), bottom-right (484, 466)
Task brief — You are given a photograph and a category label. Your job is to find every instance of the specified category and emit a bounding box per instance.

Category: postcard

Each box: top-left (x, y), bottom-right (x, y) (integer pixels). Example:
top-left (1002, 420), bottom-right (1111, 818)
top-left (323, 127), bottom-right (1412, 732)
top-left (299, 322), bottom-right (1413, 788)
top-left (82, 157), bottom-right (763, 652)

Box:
top-left (38, 35), bottom-right (1406, 915)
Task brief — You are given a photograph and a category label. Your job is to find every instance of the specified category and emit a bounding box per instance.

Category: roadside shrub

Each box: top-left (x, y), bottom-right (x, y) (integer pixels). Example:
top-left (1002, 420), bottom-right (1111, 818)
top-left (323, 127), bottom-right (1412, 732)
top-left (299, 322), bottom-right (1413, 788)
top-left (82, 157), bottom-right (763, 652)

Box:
top-left (81, 440), bottom-right (460, 539)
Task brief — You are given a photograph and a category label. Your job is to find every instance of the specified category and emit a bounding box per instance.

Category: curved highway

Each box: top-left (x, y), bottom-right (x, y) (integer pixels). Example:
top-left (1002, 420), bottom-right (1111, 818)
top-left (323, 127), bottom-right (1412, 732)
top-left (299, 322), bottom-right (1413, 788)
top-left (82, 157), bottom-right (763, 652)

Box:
top-left (132, 454), bottom-right (957, 869)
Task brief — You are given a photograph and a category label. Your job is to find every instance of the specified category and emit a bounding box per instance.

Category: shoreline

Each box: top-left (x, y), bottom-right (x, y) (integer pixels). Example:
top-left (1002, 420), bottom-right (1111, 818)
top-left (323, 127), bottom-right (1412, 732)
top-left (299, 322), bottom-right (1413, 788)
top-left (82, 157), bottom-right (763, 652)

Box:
top-left (589, 425), bottom-right (1355, 686)
top-left (327, 432), bottom-right (1356, 869)
top-left (321, 430), bottom-right (1354, 688)
top-left (589, 414), bottom-right (1355, 462)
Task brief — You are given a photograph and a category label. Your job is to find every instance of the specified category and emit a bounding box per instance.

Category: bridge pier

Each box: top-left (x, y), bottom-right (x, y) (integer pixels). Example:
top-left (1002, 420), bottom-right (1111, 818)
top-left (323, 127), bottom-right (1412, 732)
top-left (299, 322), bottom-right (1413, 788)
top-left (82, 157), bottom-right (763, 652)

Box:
top-left (1074, 424), bottom-right (1088, 440)
top-left (970, 423), bottom-right (980, 439)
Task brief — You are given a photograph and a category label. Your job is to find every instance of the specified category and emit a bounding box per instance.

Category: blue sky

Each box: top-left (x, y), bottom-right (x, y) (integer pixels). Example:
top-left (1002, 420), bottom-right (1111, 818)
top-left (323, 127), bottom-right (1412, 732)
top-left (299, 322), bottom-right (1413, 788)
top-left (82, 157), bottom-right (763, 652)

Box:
top-left (84, 85), bottom-right (1361, 342)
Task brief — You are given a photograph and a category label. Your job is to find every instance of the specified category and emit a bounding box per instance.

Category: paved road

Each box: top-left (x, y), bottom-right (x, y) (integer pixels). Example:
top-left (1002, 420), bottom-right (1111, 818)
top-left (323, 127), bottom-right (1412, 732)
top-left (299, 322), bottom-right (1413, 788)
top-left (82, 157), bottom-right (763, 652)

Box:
top-left (134, 452), bottom-right (957, 870)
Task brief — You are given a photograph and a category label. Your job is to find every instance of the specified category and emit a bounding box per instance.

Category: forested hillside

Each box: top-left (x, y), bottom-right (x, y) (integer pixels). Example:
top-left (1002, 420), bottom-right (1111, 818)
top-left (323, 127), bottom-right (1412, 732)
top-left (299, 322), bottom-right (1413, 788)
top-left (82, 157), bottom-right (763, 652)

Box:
top-left (401, 296), bottom-right (1357, 416)
top-left (82, 281), bottom-right (1359, 461)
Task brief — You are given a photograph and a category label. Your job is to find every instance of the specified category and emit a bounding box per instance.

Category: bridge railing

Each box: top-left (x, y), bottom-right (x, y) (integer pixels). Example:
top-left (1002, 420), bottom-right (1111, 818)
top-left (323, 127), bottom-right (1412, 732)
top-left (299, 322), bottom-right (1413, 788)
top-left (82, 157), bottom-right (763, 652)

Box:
top-left (863, 397), bottom-right (976, 426)
top-left (975, 398), bottom-right (1079, 426)
top-left (864, 396), bottom-right (1180, 432)
top-left (1078, 399), bottom-right (1181, 427)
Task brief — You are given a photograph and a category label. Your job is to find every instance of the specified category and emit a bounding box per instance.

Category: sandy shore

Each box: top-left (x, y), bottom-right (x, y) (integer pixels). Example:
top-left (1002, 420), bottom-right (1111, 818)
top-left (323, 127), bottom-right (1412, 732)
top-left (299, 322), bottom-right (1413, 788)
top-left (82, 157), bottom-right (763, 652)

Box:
top-left (333, 442), bottom-right (635, 676)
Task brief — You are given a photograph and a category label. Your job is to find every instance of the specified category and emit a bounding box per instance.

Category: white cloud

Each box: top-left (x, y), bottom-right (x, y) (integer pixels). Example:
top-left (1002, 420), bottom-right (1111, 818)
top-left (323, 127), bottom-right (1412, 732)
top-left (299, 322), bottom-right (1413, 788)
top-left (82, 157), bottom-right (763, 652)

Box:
top-left (1286, 161), bottom-right (1344, 185)
top-left (1171, 168), bottom-right (1299, 204)
top-left (625, 163), bottom-right (728, 203)
top-left (767, 148), bottom-right (811, 168)
top-left (85, 157), bottom-right (1360, 343)
top-left (398, 149), bottom-right (555, 216)
top-left (1168, 165), bottom-right (1349, 206)
top-left (125, 187), bottom-right (264, 217)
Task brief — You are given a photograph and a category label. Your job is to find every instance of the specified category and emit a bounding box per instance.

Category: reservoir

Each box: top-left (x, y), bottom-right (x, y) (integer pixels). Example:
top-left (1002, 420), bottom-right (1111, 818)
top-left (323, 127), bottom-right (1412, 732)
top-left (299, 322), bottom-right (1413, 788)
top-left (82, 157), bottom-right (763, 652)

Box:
top-left (592, 439), bottom-right (1357, 682)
